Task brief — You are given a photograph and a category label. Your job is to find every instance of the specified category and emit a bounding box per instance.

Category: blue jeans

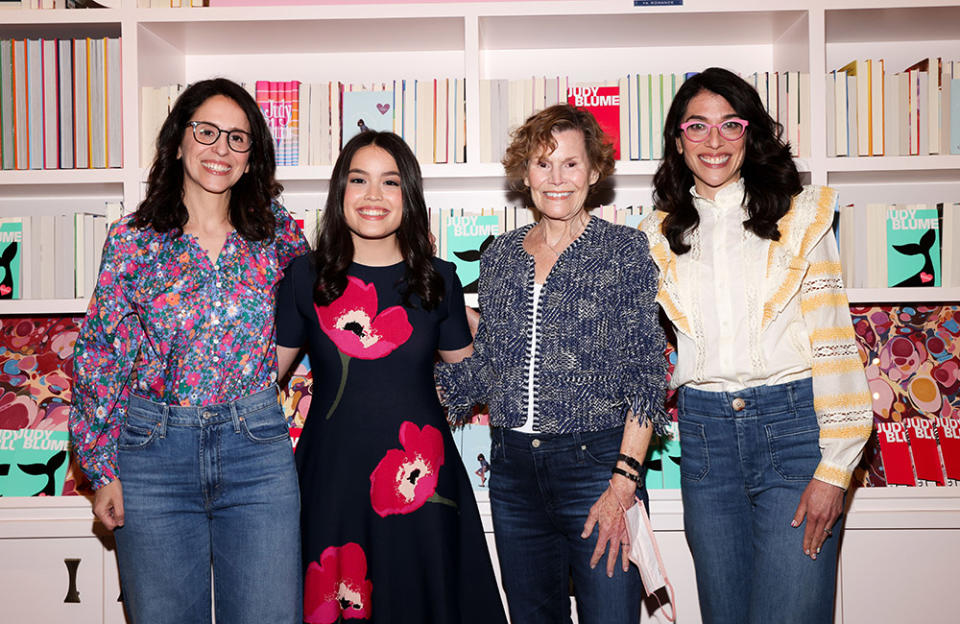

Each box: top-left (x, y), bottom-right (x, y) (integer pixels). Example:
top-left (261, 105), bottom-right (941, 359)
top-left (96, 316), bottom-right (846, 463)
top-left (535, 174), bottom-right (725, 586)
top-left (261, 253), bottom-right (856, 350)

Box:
top-left (678, 378), bottom-right (841, 624)
top-left (489, 427), bottom-right (645, 624)
top-left (114, 386), bottom-right (302, 624)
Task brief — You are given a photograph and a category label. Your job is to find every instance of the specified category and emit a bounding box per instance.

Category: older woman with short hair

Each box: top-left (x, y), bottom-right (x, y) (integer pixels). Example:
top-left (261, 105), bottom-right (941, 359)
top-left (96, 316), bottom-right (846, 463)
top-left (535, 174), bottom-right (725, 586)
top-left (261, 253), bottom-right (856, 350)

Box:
top-left (436, 104), bottom-right (669, 624)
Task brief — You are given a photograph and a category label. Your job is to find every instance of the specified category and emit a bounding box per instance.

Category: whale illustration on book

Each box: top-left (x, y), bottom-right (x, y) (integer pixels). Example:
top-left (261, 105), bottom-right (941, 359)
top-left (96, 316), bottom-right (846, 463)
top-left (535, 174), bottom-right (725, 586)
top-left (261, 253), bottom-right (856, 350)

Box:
top-left (891, 229), bottom-right (937, 287)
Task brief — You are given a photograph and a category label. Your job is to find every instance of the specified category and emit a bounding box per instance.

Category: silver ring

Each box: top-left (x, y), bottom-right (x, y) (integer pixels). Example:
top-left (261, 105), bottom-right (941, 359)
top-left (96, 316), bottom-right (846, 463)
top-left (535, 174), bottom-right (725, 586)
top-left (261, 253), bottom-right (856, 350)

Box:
top-left (823, 528), bottom-right (833, 536)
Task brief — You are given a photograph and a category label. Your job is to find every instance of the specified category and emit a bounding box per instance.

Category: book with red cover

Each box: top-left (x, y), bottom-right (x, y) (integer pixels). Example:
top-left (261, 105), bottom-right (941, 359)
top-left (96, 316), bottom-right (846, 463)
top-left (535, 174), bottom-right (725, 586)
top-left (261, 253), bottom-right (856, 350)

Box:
top-left (876, 421), bottom-right (916, 485)
top-left (567, 84), bottom-right (621, 159)
top-left (936, 417), bottom-right (960, 481)
top-left (904, 417), bottom-right (945, 485)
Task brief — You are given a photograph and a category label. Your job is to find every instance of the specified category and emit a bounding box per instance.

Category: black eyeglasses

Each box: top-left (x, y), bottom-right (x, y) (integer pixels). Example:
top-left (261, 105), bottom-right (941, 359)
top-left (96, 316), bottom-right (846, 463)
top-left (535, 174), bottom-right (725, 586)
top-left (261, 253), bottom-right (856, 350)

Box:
top-left (187, 121), bottom-right (253, 153)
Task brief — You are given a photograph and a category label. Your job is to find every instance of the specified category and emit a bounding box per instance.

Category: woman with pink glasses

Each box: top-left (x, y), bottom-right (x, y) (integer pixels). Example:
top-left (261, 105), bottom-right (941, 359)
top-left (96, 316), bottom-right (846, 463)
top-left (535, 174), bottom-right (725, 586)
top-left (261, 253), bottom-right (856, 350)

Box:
top-left (642, 67), bottom-right (872, 624)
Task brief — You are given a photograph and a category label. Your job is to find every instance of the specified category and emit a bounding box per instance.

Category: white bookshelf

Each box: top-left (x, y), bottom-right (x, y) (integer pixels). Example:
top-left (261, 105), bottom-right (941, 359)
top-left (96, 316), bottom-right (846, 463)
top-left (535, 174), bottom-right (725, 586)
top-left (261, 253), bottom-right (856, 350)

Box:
top-left (0, 4), bottom-right (958, 620)
top-left (0, 0), bottom-right (956, 314)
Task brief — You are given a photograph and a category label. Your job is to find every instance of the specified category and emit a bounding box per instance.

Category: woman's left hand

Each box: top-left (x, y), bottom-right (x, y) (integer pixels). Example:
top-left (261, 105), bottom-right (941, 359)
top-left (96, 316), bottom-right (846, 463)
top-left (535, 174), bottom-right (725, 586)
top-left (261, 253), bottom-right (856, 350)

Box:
top-left (792, 478), bottom-right (844, 560)
top-left (581, 476), bottom-right (635, 577)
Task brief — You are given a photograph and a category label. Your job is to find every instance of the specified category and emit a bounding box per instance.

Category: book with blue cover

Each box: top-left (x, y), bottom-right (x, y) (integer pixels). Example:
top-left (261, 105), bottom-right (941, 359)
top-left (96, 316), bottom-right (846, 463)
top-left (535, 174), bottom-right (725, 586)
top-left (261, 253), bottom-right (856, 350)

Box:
top-left (341, 90), bottom-right (395, 148)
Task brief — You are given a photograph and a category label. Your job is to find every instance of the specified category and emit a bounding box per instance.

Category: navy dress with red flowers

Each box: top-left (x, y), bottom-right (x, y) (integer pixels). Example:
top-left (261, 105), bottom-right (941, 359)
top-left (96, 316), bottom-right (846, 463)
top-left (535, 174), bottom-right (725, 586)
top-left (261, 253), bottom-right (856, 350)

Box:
top-left (277, 255), bottom-right (507, 624)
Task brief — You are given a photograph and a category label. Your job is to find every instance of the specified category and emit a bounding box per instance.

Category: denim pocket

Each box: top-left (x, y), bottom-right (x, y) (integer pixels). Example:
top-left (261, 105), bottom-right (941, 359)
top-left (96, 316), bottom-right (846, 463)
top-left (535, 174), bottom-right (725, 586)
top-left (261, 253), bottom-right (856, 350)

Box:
top-left (117, 417), bottom-right (159, 450)
top-left (582, 436), bottom-right (619, 467)
top-left (765, 416), bottom-right (820, 481)
top-left (490, 434), bottom-right (505, 465)
top-left (678, 420), bottom-right (709, 481)
top-left (239, 403), bottom-right (291, 444)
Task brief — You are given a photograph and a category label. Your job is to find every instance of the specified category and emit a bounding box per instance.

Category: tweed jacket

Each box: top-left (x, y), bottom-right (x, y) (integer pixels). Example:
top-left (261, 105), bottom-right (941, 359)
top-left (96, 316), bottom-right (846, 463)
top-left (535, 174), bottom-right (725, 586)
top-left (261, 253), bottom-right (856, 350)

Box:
top-left (641, 185), bottom-right (873, 488)
top-left (436, 216), bottom-right (670, 435)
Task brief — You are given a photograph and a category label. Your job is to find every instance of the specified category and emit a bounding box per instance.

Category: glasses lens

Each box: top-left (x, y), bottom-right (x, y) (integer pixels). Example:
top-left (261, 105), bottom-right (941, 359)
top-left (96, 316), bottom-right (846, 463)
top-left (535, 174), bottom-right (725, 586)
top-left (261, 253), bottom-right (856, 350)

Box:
top-left (683, 123), bottom-right (708, 141)
top-left (192, 122), bottom-right (220, 145)
top-left (228, 131), bottom-right (252, 152)
top-left (719, 121), bottom-right (745, 140)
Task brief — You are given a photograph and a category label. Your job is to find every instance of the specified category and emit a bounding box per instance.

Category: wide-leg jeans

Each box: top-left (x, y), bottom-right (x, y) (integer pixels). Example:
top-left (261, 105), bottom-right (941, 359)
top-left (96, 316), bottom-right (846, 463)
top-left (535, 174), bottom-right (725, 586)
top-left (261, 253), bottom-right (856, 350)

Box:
top-left (678, 378), bottom-right (841, 624)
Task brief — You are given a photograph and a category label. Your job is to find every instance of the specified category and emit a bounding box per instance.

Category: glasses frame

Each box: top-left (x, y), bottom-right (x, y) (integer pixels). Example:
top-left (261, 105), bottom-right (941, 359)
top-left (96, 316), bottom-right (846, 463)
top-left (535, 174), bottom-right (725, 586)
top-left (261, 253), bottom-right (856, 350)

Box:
top-left (678, 118), bottom-right (749, 143)
top-left (187, 121), bottom-right (254, 153)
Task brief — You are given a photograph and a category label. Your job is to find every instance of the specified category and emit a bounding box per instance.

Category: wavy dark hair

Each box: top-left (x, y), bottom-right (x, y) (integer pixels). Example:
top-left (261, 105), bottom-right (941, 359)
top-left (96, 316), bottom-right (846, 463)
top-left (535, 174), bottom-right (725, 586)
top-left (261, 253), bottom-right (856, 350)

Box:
top-left (133, 78), bottom-right (282, 241)
top-left (653, 67), bottom-right (802, 254)
top-left (313, 131), bottom-right (443, 310)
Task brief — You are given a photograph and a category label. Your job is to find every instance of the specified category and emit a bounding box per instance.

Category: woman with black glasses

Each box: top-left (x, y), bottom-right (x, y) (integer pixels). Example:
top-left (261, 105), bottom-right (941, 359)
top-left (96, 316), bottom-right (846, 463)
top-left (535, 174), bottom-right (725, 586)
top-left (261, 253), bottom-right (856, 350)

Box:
top-left (642, 67), bottom-right (872, 624)
top-left (70, 78), bottom-right (308, 624)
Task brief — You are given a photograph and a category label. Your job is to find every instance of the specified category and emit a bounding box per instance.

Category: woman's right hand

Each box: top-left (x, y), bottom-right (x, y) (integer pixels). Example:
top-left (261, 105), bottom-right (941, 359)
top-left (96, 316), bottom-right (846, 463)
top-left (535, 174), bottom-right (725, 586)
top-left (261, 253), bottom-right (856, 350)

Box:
top-left (93, 479), bottom-right (125, 530)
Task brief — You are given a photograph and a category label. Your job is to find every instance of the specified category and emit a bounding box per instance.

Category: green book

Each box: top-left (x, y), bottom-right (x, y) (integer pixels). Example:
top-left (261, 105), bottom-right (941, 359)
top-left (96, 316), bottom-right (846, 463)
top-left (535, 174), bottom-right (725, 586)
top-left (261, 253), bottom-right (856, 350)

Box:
top-left (886, 204), bottom-right (941, 287)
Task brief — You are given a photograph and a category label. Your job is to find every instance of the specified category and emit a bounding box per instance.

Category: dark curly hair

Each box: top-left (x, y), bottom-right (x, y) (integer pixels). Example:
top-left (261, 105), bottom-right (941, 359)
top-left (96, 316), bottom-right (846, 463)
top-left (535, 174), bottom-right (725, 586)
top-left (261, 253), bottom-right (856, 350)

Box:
top-left (313, 131), bottom-right (443, 310)
top-left (653, 67), bottom-right (802, 254)
top-left (502, 104), bottom-right (615, 206)
top-left (133, 78), bottom-right (282, 241)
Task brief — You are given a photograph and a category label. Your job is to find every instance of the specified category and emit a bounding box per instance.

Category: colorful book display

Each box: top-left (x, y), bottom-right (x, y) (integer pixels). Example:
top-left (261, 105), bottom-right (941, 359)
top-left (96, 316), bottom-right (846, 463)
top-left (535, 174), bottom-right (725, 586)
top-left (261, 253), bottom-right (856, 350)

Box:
top-left (0, 36), bottom-right (123, 170)
top-left (256, 80), bottom-right (300, 166)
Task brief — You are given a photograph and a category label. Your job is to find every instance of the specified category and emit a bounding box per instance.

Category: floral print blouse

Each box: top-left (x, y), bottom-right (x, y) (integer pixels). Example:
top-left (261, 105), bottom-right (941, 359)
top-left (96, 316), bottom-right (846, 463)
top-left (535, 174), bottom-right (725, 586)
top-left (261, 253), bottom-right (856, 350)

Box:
top-left (69, 203), bottom-right (308, 489)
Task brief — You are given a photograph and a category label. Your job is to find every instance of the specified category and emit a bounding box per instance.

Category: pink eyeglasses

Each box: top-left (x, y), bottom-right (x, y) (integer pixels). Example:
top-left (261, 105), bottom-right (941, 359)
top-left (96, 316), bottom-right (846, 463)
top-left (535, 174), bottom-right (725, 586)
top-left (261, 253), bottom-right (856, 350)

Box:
top-left (679, 118), bottom-right (749, 142)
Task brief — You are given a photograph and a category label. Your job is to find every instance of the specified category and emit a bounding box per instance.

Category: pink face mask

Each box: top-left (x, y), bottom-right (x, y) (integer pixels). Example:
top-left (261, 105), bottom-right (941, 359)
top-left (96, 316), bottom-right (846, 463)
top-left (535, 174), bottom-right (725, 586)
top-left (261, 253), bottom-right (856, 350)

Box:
top-left (617, 489), bottom-right (677, 622)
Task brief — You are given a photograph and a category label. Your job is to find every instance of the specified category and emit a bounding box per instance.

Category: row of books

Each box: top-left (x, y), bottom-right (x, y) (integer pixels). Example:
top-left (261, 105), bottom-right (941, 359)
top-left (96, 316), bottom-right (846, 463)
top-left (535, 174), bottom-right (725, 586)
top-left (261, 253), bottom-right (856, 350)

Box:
top-left (877, 417), bottom-right (960, 487)
top-left (141, 78), bottom-right (468, 168)
top-left (836, 203), bottom-right (959, 289)
top-left (0, 202), bottom-right (122, 300)
top-left (829, 57), bottom-right (960, 157)
top-left (0, 1), bottom-right (115, 8)
top-left (480, 72), bottom-right (811, 164)
top-left (0, 37), bottom-right (123, 171)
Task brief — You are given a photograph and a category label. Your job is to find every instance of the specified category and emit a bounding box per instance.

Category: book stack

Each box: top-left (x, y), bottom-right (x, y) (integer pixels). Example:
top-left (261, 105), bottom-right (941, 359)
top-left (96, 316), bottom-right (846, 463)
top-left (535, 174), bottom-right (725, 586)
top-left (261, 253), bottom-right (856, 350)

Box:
top-left (0, 37), bottom-right (123, 171)
top-left (0, 200), bottom-right (123, 300)
top-left (829, 57), bottom-right (960, 156)
top-left (835, 202), bottom-right (959, 289)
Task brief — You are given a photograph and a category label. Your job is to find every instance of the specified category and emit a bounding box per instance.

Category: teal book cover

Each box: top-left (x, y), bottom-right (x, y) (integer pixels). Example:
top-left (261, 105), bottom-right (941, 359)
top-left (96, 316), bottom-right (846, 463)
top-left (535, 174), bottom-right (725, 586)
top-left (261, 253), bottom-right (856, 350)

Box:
top-left (645, 422), bottom-right (680, 489)
top-left (0, 430), bottom-right (70, 497)
top-left (443, 214), bottom-right (501, 294)
top-left (341, 90), bottom-right (395, 148)
top-left (886, 205), bottom-right (941, 287)
top-left (0, 218), bottom-right (22, 299)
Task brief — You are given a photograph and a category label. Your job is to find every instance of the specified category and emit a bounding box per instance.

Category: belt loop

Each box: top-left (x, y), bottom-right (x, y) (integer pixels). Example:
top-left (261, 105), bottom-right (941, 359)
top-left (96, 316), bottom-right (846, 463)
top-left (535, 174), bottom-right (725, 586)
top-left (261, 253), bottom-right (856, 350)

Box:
top-left (230, 402), bottom-right (241, 433)
top-left (158, 404), bottom-right (169, 438)
top-left (573, 431), bottom-right (584, 461)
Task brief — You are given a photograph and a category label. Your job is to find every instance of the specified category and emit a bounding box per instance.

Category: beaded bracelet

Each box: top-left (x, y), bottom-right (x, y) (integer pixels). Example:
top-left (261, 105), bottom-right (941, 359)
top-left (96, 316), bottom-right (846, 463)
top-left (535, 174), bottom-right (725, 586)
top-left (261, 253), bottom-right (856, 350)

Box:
top-left (611, 466), bottom-right (644, 485)
top-left (617, 453), bottom-right (643, 472)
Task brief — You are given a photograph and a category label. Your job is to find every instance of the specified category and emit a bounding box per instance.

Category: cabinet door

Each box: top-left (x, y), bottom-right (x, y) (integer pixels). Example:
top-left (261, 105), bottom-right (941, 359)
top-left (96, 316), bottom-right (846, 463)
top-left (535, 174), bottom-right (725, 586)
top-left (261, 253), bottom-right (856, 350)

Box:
top-left (0, 537), bottom-right (104, 624)
top-left (101, 535), bottom-right (128, 624)
top-left (840, 529), bottom-right (960, 624)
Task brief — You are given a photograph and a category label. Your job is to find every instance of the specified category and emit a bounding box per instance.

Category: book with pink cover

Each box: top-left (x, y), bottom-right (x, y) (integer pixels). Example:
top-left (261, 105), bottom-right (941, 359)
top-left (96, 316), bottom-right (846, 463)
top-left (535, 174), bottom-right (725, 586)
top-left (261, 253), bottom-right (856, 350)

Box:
top-left (256, 80), bottom-right (299, 166)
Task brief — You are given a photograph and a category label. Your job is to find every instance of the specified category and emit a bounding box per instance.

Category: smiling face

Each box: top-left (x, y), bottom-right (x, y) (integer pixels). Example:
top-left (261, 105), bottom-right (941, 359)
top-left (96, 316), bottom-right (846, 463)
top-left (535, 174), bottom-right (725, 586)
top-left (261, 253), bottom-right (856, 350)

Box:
top-left (178, 95), bottom-right (251, 205)
top-left (342, 144), bottom-right (404, 246)
top-left (677, 90), bottom-right (746, 200)
top-left (523, 128), bottom-right (599, 224)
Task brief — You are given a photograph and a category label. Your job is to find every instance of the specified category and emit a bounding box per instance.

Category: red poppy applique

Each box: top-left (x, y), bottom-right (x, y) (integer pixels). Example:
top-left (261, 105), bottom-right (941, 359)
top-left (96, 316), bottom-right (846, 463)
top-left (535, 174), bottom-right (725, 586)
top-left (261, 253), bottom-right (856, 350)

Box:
top-left (369, 421), bottom-right (457, 517)
top-left (304, 542), bottom-right (373, 623)
top-left (315, 276), bottom-right (412, 418)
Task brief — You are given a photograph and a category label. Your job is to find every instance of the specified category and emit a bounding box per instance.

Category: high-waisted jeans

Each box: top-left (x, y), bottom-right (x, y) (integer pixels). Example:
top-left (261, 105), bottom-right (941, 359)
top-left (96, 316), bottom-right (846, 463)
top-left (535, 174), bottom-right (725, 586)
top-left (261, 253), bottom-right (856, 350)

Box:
top-left (678, 378), bottom-right (841, 624)
top-left (114, 386), bottom-right (302, 624)
top-left (489, 426), bottom-right (646, 624)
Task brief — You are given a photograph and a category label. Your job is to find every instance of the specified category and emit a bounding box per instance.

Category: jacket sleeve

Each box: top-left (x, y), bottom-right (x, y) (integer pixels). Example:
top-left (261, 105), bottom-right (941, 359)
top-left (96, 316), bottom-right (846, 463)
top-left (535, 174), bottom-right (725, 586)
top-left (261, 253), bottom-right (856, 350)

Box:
top-left (68, 221), bottom-right (145, 489)
top-left (618, 231), bottom-right (670, 436)
top-left (800, 224), bottom-right (873, 489)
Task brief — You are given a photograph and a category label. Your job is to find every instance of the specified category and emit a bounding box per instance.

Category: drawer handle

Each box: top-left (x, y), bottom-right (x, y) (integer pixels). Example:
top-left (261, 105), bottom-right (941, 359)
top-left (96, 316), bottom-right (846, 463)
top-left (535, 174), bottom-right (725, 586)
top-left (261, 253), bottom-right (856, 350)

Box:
top-left (64, 558), bottom-right (81, 603)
